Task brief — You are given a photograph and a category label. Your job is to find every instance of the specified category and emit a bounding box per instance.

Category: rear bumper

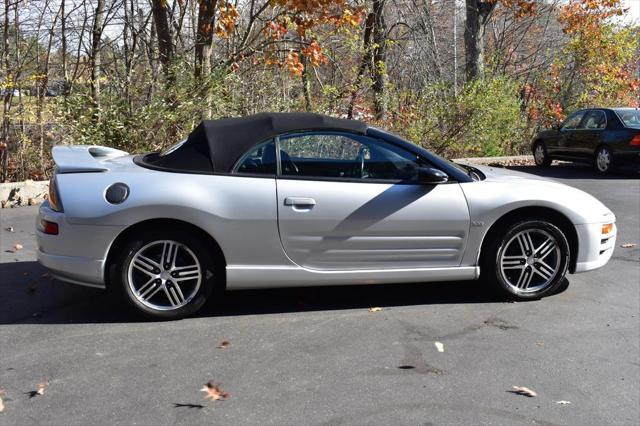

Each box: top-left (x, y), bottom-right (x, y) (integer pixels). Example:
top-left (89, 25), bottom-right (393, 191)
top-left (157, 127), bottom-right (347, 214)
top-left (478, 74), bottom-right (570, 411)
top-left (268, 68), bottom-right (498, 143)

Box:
top-left (573, 221), bottom-right (616, 273)
top-left (614, 150), bottom-right (640, 167)
top-left (37, 249), bottom-right (105, 288)
top-left (36, 202), bottom-right (122, 288)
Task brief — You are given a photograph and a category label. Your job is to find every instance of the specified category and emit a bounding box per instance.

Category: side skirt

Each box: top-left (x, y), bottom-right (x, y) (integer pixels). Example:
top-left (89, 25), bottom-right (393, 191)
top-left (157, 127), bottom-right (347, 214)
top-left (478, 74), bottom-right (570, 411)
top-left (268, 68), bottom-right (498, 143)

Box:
top-left (225, 265), bottom-right (480, 290)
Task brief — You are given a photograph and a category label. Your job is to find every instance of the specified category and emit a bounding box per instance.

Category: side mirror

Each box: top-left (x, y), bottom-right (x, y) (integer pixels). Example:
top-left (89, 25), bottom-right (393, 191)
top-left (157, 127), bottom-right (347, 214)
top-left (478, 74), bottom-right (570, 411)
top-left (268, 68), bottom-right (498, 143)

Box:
top-left (552, 122), bottom-right (562, 131)
top-left (417, 167), bottom-right (449, 184)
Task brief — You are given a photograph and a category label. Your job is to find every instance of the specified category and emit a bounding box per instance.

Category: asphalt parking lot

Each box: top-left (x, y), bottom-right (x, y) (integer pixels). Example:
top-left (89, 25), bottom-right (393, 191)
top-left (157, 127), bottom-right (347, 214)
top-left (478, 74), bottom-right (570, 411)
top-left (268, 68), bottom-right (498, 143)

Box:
top-left (1, 164), bottom-right (638, 425)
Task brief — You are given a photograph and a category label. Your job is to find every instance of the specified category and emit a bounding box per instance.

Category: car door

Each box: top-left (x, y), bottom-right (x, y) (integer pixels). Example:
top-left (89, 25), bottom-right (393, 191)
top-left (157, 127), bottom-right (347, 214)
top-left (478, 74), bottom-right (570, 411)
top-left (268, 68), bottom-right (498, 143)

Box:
top-left (569, 110), bottom-right (606, 159)
top-left (275, 132), bottom-right (470, 270)
top-left (557, 110), bottom-right (587, 158)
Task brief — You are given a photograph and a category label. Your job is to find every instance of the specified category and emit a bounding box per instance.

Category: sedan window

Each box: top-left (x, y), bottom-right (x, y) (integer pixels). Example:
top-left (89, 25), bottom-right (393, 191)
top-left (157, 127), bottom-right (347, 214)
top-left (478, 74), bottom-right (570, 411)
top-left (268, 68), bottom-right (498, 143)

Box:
top-left (561, 111), bottom-right (586, 130)
top-left (582, 110), bottom-right (606, 129)
top-left (278, 132), bottom-right (424, 181)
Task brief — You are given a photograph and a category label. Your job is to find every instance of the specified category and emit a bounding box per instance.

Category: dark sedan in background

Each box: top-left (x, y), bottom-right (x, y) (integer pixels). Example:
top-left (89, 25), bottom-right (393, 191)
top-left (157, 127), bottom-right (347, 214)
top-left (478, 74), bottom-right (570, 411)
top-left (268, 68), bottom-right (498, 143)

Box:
top-left (532, 108), bottom-right (640, 174)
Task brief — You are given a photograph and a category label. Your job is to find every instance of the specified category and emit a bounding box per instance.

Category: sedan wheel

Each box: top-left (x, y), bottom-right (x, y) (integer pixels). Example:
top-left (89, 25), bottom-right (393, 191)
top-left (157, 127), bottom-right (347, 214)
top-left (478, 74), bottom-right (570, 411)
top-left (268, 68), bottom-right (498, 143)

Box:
top-left (594, 146), bottom-right (613, 174)
top-left (483, 220), bottom-right (570, 300)
top-left (112, 229), bottom-right (216, 319)
top-left (533, 143), bottom-right (551, 167)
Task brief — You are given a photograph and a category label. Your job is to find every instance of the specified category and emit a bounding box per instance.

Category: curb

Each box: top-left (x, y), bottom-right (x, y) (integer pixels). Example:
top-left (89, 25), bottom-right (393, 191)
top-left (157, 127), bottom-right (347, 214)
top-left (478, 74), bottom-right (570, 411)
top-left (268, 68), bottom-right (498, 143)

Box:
top-left (0, 180), bottom-right (48, 208)
top-left (453, 155), bottom-right (533, 165)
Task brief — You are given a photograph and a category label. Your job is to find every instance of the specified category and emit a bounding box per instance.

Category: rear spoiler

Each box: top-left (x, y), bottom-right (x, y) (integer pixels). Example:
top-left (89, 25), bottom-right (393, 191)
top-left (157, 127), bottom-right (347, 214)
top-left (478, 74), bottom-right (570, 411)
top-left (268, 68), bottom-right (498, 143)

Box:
top-left (52, 145), bottom-right (129, 173)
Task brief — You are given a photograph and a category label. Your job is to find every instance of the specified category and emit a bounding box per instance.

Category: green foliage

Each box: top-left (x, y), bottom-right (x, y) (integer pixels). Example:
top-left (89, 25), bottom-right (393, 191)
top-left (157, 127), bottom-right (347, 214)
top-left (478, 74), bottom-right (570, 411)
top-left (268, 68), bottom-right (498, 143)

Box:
top-left (62, 64), bottom-right (236, 153)
top-left (402, 77), bottom-right (526, 158)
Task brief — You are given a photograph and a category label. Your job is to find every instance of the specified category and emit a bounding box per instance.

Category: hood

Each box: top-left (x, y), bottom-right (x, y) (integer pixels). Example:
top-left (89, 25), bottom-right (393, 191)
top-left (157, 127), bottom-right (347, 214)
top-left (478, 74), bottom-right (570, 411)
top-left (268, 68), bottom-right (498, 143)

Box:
top-left (461, 164), bottom-right (614, 224)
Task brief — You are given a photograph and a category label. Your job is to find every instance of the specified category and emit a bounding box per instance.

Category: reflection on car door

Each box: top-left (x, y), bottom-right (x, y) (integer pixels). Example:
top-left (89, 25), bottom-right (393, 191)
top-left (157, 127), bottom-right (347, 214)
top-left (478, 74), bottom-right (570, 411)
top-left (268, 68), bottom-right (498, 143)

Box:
top-left (274, 132), bottom-right (470, 270)
top-left (568, 110), bottom-right (606, 158)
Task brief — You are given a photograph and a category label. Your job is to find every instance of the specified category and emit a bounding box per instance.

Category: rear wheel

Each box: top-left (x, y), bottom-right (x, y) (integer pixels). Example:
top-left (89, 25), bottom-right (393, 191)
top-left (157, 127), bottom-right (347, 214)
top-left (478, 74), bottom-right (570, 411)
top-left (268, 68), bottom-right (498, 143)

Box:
top-left (482, 220), bottom-right (570, 300)
top-left (594, 145), bottom-right (614, 174)
top-left (533, 142), bottom-right (552, 167)
top-left (110, 228), bottom-right (216, 320)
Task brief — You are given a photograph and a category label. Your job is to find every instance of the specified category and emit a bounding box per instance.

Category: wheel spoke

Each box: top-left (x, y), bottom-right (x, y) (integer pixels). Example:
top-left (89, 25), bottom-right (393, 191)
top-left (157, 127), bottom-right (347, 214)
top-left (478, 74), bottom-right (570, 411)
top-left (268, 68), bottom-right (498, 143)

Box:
top-left (517, 268), bottom-right (534, 289)
top-left (140, 282), bottom-right (163, 301)
top-left (534, 262), bottom-right (555, 281)
top-left (536, 238), bottom-right (555, 259)
top-left (502, 255), bottom-right (525, 269)
top-left (163, 286), bottom-right (178, 306)
top-left (132, 255), bottom-right (159, 276)
top-left (171, 282), bottom-right (186, 303)
top-left (161, 242), bottom-right (179, 269)
top-left (172, 265), bottom-right (200, 282)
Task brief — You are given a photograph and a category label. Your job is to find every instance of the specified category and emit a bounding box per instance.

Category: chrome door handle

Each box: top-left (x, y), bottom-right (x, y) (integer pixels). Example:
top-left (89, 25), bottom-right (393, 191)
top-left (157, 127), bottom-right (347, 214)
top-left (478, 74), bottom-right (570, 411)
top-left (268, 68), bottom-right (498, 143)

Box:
top-left (284, 197), bottom-right (316, 207)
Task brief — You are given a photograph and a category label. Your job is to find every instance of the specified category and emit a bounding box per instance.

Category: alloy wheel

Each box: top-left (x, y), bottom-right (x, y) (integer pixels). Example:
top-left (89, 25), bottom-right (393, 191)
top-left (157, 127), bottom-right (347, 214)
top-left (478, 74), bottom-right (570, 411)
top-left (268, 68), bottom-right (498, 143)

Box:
top-left (534, 144), bottom-right (546, 165)
top-left (127, 240), bottom-right (202, 311)
top-left (596, 148), bottom-right (611, 172)
top-left (499, 229), bottom-right (561, 293)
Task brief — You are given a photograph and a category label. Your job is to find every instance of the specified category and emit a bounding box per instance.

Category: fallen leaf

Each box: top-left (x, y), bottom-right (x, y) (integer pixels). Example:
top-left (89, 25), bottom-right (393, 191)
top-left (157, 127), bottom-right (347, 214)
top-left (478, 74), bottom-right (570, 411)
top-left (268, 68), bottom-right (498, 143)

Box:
top-left (555, 400), bottom-right (571, 405)
top-left (4, 226), bottom-right (14, 232)
top-left (13, 244), bottom-right (23, 251)
top-left (201, 381), bottom-right (229, 401)
top-left (368, 307), bottom-right (383, 312)
top-left (36, 381), bottom-right (48, 395)
top-left (434, 341), bottom-right (444, 352)
top-left (620, 243), bottom-right (637, 248)
top-left (217, 340), bottom-right (230, 349)
top-left (511, 386), bottom-right (537, 397)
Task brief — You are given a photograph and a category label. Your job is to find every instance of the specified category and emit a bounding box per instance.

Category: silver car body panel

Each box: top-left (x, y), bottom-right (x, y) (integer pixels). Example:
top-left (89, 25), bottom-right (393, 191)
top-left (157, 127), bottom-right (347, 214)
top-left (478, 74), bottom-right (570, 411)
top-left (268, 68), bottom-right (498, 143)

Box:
top-left (36, 147), bottom-right (616, 290)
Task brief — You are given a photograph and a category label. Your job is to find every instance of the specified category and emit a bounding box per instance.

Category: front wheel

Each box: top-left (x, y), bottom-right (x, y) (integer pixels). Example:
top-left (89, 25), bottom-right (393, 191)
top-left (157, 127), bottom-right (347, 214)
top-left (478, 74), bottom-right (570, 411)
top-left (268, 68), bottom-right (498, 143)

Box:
top-left (110, 229), bottom-right (216, 320)
top-left (533, 142), bottom-right (552, 167)
top-left (482, 220), bottom-right (570, 300)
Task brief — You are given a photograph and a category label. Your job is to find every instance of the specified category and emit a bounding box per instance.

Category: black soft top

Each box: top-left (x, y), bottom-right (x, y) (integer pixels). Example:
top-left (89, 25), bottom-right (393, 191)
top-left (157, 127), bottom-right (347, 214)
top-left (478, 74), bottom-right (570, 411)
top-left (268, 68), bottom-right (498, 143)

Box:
top-left (141, 112), bottom-right (368, 173)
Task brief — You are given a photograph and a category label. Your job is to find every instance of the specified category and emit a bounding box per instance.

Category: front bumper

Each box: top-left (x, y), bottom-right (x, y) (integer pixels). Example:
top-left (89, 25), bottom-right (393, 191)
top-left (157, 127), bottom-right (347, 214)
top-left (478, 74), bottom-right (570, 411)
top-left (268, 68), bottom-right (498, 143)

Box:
top-left (573, 221), bottom-right (616, 273)
top-left (36, 202), bottom-right (122, 288)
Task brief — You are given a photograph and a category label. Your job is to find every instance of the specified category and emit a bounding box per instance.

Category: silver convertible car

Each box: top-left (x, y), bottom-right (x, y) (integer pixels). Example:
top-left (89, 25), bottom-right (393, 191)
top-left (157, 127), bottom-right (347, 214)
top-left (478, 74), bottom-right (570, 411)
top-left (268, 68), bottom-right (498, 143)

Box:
top-left (37, 113), bottom-right (616, 319)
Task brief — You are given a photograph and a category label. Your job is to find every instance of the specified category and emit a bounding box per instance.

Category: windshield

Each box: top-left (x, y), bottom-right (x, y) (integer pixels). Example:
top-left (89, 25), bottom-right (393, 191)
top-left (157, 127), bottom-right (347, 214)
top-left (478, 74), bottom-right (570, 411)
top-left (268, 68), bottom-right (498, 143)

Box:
top-left (615, 109), bottom-right (640, 129)
top-left (436, 154), bottom-right (484, 181)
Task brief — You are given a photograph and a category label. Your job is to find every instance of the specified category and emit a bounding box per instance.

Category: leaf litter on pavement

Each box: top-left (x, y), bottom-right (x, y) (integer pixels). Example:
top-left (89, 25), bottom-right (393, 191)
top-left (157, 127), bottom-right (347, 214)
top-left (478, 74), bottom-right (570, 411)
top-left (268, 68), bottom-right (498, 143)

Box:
top-left (201, 381), bottom-right (229, 401)
top-left (510, 386), bottom-right (537, 397)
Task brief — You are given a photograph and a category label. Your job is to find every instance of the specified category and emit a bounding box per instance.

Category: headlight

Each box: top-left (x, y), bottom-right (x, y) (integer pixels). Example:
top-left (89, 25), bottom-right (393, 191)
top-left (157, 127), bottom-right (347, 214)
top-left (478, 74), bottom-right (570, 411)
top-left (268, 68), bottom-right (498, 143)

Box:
top-left (48, 175), bottom-right (63, 212)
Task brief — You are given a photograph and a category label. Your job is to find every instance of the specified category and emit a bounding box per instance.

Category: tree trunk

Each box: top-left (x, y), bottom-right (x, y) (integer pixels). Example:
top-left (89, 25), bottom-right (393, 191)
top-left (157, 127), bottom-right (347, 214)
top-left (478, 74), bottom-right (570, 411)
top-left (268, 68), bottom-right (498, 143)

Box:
top-left (464, 0), bottom-right (495, 81)
top-left (194, 0), bottom-right (217, 80)
top-left (151, 0), bottom-right (175, 83)
top-left (90, 0), bottom-right (106, 121)
top-left (347, 12), bottom-right (375, 119)
top-left (371, 0), bottom-right (387, 120)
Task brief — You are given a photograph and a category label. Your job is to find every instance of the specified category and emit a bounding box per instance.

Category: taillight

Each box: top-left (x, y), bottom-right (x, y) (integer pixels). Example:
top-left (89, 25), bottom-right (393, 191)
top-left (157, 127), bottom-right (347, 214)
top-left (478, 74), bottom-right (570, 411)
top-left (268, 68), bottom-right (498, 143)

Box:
top-left (48, 175), bottom-right (63, 212)
top-left (630, 134), bottom-right (640, 146)
top-left (40, 219), bottom-right (59, 235)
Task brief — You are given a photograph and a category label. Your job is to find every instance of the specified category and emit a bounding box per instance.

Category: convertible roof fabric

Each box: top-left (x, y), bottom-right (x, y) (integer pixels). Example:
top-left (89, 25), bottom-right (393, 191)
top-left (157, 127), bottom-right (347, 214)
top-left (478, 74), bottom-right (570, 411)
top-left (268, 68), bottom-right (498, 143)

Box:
top-left (147, 112), bottom-right (368, 173)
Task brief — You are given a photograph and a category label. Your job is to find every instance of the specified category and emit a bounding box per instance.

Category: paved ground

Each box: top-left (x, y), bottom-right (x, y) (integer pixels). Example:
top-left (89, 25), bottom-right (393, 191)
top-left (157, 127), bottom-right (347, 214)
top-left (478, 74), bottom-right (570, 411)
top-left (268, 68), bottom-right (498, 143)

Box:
top-left (0, 164), bottom-right (638, 425)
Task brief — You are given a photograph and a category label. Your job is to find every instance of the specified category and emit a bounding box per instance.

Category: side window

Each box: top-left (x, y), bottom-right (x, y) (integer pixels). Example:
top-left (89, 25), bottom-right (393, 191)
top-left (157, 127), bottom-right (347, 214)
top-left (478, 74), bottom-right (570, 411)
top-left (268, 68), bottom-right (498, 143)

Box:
top-left (234, 139), bottom-right (276, 175)
top-left (582, 110), bottom-right (606, 130)
top-left (561, 111), bottom-right (586, 130)
top-left (278, 132), bottom-right (424, 181)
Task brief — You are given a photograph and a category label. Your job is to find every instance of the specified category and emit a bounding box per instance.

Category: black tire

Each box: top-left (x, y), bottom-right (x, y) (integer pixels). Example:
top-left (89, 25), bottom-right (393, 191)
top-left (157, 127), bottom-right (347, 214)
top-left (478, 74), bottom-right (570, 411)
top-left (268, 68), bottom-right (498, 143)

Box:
top-left (533, 142), bottom-right (552, 167)
top-left (594, 145), bottom-right (614, 174)
top-left (109, 228), bottom-right (217, 320)
top-left (481, 219), bottom-right (570, 300)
